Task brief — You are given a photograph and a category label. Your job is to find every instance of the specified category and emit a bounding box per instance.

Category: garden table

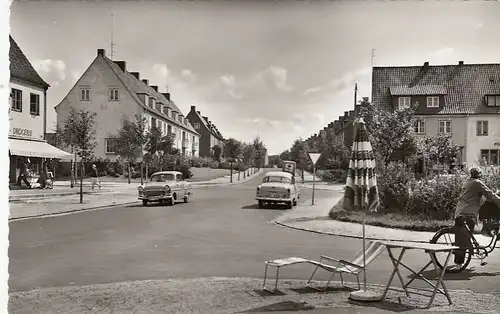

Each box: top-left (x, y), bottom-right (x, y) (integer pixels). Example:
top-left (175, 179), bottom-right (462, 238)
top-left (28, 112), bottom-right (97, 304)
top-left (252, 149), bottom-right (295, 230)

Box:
top-left (377, 240), bottom-right (459, 309)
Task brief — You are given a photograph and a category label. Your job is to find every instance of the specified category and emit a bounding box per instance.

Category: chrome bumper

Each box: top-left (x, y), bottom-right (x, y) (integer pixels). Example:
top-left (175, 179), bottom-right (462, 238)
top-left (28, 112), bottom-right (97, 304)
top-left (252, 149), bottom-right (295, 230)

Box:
top-left (256, 196), bottom-right (292, 202)
top-left (139, 194), bottom-right (173, 201)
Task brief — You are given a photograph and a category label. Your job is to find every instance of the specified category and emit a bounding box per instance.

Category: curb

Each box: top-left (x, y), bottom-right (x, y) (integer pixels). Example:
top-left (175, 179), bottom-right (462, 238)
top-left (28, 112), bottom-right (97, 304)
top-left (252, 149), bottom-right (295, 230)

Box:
top-left (9, 201), bottom-right (140, 221)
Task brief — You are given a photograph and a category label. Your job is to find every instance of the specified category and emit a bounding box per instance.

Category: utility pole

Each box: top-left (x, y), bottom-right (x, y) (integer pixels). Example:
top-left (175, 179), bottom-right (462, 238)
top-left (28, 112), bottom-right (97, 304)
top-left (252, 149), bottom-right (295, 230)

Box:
top-left (110, 13), bottom-right (116, 60)
top-left (354, 83), bottom-right (358, 108)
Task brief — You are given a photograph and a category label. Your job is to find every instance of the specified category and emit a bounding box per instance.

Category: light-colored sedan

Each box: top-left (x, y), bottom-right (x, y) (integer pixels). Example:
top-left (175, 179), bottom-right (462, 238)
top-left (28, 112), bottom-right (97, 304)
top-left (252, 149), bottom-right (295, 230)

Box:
top-left (256, 171), bottom-right (300, 209)
top-left (138, 171), bottom-right (191, 206)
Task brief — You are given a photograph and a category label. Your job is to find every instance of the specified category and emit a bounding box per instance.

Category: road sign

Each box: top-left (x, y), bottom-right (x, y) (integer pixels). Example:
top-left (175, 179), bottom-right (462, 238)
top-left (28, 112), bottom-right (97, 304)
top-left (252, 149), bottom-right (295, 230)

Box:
top-left (308, 153), bottom-right (321, 165)
top-left (143, 153), bottom-right (152, 164)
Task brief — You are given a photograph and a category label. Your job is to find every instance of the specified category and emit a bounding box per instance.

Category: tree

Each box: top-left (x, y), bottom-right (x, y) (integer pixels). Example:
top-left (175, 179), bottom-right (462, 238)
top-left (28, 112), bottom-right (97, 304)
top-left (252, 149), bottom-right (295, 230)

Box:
top-left (419, 133), bottom-right (461, 169)
top-left (212, 145), bottom-right (222, 162)
top-left (252, 136), bottom-right (266, 169)
top-left (359, 98), bottom-right (419, 166)
top-left (61, 108), bottom-right (97, 203)
top-left (290, 138), bottom-right (309, 182)
top-left (279, 150), bottom-right (292, 163)
top-left (224, 138), bottom-right (243, 183)
top-left (115, 113), bottom-right (148, 184)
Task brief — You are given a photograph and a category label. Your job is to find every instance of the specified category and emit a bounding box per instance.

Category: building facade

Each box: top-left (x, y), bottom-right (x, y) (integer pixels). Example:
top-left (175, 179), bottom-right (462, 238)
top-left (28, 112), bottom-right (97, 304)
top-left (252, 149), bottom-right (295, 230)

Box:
top-left (372, 61), bottom-right (500, 165)
top-left (55, 49), bottom-right (200, 161)
top-left (186, 105), bottom-right (224, 158)
top-left (8, 35), bottom-right (71, 185)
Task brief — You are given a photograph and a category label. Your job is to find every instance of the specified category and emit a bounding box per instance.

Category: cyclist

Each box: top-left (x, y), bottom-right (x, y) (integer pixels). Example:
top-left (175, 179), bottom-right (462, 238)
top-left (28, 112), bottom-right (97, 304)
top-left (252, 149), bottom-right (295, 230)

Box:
top-left (452, 167), bottom-right (500, 270)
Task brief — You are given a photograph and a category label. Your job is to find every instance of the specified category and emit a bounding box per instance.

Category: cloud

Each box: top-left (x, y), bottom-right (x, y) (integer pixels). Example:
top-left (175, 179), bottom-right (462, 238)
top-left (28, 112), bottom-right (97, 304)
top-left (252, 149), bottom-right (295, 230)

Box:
top-left (220, 75), bottom-right (236, 87)
top-left (330, 67), bottom-right (371, 91)
top-left (475, 22), bottom-right (483, 29)
top-left (33, 59), bottom-right (66, 82)
top-left (265, 65), bottom-right (293, 91)
top-left (227, 90), bottom-right (244, 100)
top-left (181, 69), bottom-right (195, 80)
top-left (303, 86), bottom-right (323, 95)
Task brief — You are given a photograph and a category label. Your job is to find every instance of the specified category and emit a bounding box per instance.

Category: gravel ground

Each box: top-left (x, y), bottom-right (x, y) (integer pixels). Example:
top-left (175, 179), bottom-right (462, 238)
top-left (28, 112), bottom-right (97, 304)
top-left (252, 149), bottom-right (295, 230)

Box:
top-left (9, 277), bottom-right (500, 314)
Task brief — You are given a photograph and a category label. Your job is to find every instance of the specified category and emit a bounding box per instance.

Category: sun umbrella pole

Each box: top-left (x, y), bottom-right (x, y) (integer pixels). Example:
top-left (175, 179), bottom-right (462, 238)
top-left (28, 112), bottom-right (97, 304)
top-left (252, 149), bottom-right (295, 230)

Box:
top-left (362, 209), bottom-right (367, 291)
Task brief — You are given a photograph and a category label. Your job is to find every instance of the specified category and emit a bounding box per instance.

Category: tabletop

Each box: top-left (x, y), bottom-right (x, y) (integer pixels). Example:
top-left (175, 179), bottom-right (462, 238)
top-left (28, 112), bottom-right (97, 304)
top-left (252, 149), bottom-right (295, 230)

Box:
top-left (377, 240), bottom-right (460, 252)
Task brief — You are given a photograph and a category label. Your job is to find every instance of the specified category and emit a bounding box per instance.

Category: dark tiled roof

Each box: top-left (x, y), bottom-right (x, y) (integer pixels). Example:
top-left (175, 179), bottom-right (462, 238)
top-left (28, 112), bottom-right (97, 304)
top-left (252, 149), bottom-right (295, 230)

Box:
top-left (9, 35), bottom-right (49, 88)
top-left (389, 85), bottom-right (447, 96)
top-left (102, 56), bottom-right (198, 134)
top-left (201, 116), bottom-right (223, 140)
top-left (373, 63), bottom-right (500, 115)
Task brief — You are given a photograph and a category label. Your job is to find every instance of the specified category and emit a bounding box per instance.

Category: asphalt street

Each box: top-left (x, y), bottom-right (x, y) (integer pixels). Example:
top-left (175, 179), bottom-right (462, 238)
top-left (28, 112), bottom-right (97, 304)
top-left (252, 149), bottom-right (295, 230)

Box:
top-left (9, 170), bottom-right (500, 294)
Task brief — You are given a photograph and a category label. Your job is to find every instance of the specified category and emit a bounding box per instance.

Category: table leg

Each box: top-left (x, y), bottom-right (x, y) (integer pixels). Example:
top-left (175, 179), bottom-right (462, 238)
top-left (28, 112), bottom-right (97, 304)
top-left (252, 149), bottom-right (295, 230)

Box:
top-left (274, 266), bottom-right (280, 291)
top-left (389, 248), bottom-right (410, 296)
top-left (402, 260), bottom-right (433, 289)
top-left (428, 251), bottom-right (453, 308)
top-left (263, 264), bottom-right (269, 289)
top-left (382, 248), bottom-right (409, 299)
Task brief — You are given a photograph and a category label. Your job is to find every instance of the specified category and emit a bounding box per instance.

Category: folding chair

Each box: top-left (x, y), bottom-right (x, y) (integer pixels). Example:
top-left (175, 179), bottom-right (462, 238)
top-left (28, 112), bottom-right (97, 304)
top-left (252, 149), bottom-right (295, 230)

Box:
top-left (307, 240), bottom-right (386, 291)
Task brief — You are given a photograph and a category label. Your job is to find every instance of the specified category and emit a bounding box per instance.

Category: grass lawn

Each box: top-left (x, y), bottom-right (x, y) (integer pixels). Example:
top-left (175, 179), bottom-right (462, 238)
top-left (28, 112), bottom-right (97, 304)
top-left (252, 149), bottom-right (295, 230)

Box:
top-left (328, 198), bottom-right (453, 232)
top-left (55, 167), bottom-right (233, 183)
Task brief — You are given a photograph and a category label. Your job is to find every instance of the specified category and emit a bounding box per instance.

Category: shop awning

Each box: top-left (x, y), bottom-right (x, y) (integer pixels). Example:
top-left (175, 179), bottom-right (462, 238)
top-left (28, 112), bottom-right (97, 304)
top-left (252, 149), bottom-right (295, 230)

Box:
top-left (9, 138), bottom-right (72, 159)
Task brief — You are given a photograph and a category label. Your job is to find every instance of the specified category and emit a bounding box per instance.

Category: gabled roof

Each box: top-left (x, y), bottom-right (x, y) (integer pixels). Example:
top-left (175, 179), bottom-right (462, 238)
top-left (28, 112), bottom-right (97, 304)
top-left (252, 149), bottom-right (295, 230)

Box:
top-left (101, 56), bottom-right (198, 135)
top-left (389, 85), bottom-right (447, 96)
top-left (9, 35), bottom-right (49, 89)
top-left (373, 63), bottom-right (500, 115)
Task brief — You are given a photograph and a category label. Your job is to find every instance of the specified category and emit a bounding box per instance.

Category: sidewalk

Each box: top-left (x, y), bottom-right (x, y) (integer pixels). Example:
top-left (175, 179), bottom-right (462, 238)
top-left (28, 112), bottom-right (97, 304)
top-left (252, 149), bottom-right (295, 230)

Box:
top-left (9, 277), bottom-right (500, 313)
top-left (9, 168), bottom-right (263, 202)
top-left (8, 168), bottom-right (263, 221)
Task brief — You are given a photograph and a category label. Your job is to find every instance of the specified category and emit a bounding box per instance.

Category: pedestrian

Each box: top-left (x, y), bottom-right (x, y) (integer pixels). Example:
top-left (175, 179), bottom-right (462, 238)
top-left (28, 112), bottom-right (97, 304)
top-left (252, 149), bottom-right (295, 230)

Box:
top-left (17, 158), bottom-right (31, 188)
top-left (91, 164), bottom-right (101, 191)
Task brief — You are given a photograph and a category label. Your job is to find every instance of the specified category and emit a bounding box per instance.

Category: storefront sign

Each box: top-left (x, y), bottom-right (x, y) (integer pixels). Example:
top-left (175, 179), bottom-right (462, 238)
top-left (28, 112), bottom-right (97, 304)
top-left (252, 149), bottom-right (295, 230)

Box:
top-left (11, 128), bottom-right (33, 138)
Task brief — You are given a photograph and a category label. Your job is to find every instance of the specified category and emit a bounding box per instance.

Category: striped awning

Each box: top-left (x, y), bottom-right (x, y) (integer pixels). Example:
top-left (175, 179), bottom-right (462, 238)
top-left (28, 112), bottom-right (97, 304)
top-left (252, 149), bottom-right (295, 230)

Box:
top-left (343, 118), bottom-right (379, 212)
top-left (9, 138), bottom-right (72, 159)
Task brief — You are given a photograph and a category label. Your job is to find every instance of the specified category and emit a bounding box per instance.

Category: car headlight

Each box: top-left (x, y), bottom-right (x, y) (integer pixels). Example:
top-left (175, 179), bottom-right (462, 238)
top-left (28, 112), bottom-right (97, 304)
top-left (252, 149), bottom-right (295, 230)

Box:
top-left (138, 186), bottom-right (143, 192)
top-left (164, 185), bottom-right (171, 193)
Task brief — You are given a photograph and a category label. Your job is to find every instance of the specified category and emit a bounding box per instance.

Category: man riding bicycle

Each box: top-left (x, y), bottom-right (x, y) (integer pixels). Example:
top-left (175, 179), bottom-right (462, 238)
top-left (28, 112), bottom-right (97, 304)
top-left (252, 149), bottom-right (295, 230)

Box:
top-left (452, 167), bottom-right (500, 271)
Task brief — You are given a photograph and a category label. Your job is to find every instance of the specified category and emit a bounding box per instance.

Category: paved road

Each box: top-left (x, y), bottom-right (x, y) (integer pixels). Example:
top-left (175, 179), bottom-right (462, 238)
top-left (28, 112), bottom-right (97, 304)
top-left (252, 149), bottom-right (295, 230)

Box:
top-left (9, 170), bottom-right (500, 294)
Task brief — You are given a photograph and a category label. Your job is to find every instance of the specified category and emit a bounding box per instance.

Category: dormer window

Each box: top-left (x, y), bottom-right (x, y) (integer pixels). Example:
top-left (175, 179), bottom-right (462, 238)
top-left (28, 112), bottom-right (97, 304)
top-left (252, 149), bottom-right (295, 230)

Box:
top-left (155, 102), bottom-right (162, 112)
top-left (426, 96), bottom-right (439, 108)
top-left (148, 97), bottom-right (155, 109)
top-left (166, 107), bottom-right (171, 117)
top-left (398, 97), bottom-right (411, 110)
top-left (486, 95), bottom-right (500, 107)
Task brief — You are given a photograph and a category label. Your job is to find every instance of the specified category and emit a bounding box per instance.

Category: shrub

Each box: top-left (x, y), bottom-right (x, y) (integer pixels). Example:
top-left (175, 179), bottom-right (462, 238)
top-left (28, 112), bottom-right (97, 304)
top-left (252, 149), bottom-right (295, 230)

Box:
top-left (317, 169), bottom-right (347, 183)
top-left (377, 162), bottom-right (415, 211)
top-left (405, 173), bottom-right (466, 220)
top-left (191, 156), bottom-right (218, 168)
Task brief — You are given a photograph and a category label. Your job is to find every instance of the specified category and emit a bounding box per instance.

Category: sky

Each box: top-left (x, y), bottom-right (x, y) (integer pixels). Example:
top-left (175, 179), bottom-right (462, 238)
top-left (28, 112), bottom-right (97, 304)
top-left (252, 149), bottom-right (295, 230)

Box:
top-left (9, 0), bottom-right (500, 155)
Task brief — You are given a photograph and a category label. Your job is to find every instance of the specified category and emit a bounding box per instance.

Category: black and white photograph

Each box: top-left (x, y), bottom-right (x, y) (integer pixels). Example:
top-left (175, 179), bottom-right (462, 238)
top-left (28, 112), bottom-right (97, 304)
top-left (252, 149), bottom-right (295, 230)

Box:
top-left (3, 0), bottom-right (500, 313)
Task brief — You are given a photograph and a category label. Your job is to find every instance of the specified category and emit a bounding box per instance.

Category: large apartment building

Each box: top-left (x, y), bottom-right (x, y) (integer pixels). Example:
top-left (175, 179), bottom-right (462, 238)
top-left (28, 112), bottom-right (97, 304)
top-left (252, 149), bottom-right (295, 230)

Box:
top-left (372, 61), bottom-right (500, 165)
top-left (186, 105), bottom-right (224, 158)
top-left (55, 49), bottom-right (200, 160)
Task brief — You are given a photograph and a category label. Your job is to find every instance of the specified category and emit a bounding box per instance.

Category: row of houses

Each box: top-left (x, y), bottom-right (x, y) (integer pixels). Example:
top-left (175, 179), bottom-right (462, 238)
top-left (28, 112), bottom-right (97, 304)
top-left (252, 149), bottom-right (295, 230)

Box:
top-left (305, 61), bottom-right (500, 166)
top-left (8, 38), bottom-right (226, 184)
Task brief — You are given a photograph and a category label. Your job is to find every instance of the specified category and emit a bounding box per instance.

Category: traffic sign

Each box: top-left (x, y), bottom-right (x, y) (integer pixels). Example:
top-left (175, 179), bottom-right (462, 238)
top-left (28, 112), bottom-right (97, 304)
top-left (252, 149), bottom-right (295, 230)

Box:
top-left (143, 153), bottom-right (152, 164)
top-left (308, 153), bottom-right (321, 165)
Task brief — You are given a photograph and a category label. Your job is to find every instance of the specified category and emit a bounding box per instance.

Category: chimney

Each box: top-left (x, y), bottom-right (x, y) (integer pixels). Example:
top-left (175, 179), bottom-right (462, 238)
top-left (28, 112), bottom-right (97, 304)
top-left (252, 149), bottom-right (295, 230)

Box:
top-left (97, 49), bottom-right (106, 56)
top-left (190, 105), bottom-right (196, 112)
top-left (459, 61), bottom-right (464, 65)
top-left (151, 85), bottom-right (158, 92)
top-left (130, 72), bottom-right (140, 80)
top-left (424, 61), bottom-right (429, 67)
top-left (142, 79), bottom-right (149, 85)
top-left (344, 111), bottom-right (348, 117)
top-left (114, 61), bottom-right (126, 72)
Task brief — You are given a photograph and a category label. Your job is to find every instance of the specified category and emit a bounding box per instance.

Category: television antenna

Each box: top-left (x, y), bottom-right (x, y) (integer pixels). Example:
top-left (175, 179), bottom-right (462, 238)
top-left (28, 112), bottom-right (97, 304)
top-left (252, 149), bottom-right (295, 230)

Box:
top-left (110, 13), bottom-right (116, 60)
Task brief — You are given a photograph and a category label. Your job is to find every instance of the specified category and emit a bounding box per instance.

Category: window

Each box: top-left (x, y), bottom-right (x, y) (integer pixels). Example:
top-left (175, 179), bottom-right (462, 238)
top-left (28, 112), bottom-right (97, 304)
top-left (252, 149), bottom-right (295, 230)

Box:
top-left (11, 88), bottom-right (22, 111)
top-left (477, 121), bottom-right (489, 136)
top-left (30, 93), bottom-right (40, 115)
top-left (151, 117), bottom-right (157, 129)
top-left (148, 97), bottom-right (155, 109)
top-left (414, 120), bottom-right (425, 134)
top-left (158, 121), bottom-right (162, 133)
top-left (426, 96), bottom-right (439, 108)
top-left (172, 112), bottom-right (177, 120)
top-left (167, 124), bottom-right (172, 135)
top-left (486, 95), bottom-right (500, 107)
top-left (105, 138), bottom-right (118, 154)
top-left (177, 174), bottom-right (184, 182)
top-left (109, 88), bottom-right (119, 101)
top-left (80, 89), bottom-right (90, 101)
top-left (155, 103), bottom-right (162, 112)
top-left (481, 149), bottom-right (500, 166)
top-left (398, 97), bottom-right (411, 110)
top-left (166, 108), bottom-right (171, 117)
top-left (438, 120), bottom-right (452, 133)
top-left (194, 123), bottom-right (200, 129)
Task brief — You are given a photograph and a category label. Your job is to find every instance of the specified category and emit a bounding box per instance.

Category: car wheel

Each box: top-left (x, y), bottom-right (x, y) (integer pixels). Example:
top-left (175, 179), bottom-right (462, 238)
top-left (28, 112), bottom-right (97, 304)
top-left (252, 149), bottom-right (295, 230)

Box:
top-left (142, 200), bottom-right (148, 206)
top-left (286, 201), bottom-right (293, 209)
top-left (258, 201), bottom-right (264, 209)
top-left (183, 194), bottom-right (189, 203)
top-left (293, 199), bottom-right (297, 206)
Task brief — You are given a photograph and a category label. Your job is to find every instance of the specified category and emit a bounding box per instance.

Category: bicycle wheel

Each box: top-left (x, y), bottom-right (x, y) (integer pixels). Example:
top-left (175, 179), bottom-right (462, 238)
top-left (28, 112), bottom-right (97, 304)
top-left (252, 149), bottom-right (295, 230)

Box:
top-left (430, 227), bottom-right (472, 273)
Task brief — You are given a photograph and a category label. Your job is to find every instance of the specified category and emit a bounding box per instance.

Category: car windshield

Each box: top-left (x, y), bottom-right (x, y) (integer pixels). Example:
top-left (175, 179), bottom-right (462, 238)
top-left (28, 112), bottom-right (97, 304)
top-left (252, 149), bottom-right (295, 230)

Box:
top-left (150, 173), bottom-right (175, 182)
top-left (263, 176), bottom-right (291, 184)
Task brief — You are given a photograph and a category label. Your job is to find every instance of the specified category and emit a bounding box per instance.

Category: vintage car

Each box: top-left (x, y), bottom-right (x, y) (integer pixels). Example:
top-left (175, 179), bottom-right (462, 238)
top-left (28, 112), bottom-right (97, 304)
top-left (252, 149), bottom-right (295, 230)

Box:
top-left (256, 171), bottom-right (300, 209)
top-left (138, 171), bottom-right (191, 206)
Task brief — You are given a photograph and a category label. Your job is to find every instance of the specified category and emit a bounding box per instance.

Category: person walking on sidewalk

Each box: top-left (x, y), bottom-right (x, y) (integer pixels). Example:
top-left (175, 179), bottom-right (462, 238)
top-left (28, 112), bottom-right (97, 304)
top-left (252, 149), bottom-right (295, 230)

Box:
top-left (17, 158), bottom-right (31, 188)
top-left (452, 167), bottom-right (500, 271)
top-left (91, 164), bottom-right (101, 191)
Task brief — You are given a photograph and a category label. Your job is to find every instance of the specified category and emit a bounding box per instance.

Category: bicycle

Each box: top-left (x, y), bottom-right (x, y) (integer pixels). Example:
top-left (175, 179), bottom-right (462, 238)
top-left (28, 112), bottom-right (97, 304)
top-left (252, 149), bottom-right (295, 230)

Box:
top-left (429, 217), bottom-right (500, 273)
